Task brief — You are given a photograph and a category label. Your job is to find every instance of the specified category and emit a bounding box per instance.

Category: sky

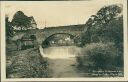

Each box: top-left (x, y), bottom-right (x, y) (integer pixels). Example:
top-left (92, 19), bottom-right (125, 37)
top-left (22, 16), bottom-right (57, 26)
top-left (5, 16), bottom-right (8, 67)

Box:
top-left (4, 0), bottom-right (123, 29)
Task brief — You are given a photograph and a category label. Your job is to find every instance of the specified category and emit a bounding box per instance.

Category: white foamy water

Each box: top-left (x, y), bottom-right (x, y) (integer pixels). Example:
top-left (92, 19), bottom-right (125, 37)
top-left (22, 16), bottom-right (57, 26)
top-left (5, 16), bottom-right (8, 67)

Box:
top-left (39, 46), bottom-right (81, 59)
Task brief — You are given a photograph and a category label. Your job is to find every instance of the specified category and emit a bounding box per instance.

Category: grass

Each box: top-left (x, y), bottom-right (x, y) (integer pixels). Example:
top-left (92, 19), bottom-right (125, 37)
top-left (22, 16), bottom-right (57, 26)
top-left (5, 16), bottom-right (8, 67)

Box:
top-left (6, 48), bottom-right (52, 78)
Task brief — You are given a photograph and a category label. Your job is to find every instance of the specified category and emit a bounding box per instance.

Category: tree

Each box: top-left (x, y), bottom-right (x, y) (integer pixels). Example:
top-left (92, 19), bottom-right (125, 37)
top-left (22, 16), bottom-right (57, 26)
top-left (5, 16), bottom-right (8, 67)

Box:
top-left (5, 15), bottom-right (14, 38)
top-left (11, 11), bottom-right (31, 30)
top-left (96, 5), bottom-right (122, 25)
top-left (81, 4), bottom-right (123, 46)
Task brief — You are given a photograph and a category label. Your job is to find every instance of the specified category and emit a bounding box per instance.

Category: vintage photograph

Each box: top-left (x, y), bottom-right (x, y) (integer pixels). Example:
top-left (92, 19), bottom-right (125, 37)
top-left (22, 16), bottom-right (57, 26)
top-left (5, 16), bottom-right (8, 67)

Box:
top-left (1, 0), bottom-right (128, 81)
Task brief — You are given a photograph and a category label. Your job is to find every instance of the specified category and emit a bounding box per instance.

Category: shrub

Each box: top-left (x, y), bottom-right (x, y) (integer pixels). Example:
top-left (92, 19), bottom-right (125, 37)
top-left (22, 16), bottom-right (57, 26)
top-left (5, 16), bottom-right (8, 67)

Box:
top-left (76, 42), bottom-right (119, 71)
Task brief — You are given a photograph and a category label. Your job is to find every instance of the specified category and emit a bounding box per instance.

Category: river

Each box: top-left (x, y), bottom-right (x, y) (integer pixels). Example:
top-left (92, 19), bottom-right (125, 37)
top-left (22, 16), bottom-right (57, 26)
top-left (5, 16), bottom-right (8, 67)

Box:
top-left (39, 46), bottom-right (85, 78)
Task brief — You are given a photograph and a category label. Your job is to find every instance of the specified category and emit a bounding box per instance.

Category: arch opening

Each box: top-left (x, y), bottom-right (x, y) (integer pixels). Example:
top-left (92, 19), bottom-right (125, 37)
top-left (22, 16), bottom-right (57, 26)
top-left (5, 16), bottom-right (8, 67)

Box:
top-left (42, 33), bottom-right (75, 48)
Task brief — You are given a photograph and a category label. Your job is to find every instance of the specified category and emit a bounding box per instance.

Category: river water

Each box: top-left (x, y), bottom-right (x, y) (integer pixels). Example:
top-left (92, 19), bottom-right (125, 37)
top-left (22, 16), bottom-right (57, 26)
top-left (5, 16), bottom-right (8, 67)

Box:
top-left (39, 46), bottom-right (85, 77)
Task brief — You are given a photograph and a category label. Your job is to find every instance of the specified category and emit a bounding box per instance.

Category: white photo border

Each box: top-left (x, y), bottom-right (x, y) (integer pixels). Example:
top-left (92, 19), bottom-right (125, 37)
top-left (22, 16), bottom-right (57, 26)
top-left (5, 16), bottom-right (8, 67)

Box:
top-left (1, 0), bottom-right (128, 81)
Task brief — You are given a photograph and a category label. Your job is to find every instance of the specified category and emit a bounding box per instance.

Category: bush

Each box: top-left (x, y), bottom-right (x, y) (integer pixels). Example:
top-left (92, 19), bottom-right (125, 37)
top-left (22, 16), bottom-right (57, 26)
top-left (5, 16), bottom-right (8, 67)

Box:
top-left (76, 42), bottom-right (119, 71)
top-left (6, 49), bottom-right (51, 78)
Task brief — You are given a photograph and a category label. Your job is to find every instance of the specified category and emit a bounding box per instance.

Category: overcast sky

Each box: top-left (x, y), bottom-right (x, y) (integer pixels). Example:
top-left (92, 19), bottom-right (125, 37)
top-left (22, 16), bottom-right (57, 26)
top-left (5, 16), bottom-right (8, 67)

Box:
top-left (4, 0), bottom-right (123, 29)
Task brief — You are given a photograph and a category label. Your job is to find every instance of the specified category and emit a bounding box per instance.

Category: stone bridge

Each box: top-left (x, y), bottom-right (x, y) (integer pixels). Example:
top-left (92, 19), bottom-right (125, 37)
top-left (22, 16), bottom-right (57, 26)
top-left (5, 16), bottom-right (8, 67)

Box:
top-left (11, 24), bottom-right (86, 50)
top-left (35, 24), bottom-right (85, 45)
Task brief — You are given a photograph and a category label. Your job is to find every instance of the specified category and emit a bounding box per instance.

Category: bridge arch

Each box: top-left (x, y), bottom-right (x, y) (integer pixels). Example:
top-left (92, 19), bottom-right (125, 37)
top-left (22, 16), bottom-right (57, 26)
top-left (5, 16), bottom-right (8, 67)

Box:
top-left (41, 33), bottom-right (76, 48)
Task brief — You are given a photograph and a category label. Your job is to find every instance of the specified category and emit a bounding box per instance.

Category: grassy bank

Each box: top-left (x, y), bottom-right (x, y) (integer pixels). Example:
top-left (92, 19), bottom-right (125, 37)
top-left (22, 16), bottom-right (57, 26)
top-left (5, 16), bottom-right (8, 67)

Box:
top-left (6, 48), bottom-right (52, 78)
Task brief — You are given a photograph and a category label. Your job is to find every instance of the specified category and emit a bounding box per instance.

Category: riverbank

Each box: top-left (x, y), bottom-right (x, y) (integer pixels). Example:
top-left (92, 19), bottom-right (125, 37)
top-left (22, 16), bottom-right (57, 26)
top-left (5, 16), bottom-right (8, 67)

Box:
top-left (6, 48), bottom-right (51, 78)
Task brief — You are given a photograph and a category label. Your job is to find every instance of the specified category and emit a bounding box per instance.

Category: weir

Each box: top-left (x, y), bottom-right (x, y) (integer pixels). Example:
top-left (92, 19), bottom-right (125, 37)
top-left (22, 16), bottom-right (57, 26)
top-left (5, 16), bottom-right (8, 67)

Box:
top-left (39, 45), bottom-right (83, 77)
top-left (39, 46), bottom-right (80, 59)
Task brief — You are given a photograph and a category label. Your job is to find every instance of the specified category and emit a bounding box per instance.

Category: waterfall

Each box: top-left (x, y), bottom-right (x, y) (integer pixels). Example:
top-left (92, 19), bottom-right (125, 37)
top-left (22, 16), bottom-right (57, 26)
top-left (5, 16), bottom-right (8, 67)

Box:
top-left (39, 46), bottom-right (80, 59)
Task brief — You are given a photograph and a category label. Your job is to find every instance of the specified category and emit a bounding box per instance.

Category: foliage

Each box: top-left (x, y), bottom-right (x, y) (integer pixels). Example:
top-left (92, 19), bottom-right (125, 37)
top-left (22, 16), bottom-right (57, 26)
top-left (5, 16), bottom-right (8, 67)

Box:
top-left (11, 11), bottom-right (33, 30)
top-left (76, 4), bottom-right (124, 75)
top-left (79, 4), bottom-right (123, 67)
top-left (77, 42), bottom-right (119, 71)
top-left (6, 49), bottom-right (51, 78)
top-left (5, 16), bottom-right (14, 43)
top-left (5, 16), bottom-right (14, 37)
top-left (81, 4), bottom-right (123, 46)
